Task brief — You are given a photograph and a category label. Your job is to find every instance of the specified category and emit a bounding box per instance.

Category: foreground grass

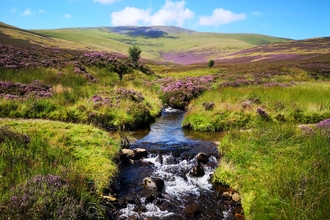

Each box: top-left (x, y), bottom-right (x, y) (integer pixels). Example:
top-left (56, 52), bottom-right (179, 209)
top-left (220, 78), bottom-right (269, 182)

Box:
top-left (0, 118), bottom-right (120, 218)
top-left (0, 118), bottom-right (120, 190)
top-left (214, 122), bottom-right (330, 219)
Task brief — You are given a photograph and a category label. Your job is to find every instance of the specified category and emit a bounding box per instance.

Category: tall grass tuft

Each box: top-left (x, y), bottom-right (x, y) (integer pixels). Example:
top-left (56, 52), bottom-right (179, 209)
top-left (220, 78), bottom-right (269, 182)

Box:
top-left (214, 122), bottom-right (330, 219)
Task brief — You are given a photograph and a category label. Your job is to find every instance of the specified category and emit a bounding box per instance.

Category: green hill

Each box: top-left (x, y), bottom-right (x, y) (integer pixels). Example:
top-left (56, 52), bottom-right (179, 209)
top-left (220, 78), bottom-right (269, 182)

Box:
top-left (31, 25), bottom-right (290, 64)
top-left (2, 22), bottom-right (330, 65)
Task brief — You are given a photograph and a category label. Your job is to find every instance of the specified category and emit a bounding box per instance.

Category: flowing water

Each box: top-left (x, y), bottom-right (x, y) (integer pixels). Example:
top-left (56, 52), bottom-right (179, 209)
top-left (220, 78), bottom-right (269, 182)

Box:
top-left (109, 108), bottom-right (238, 219)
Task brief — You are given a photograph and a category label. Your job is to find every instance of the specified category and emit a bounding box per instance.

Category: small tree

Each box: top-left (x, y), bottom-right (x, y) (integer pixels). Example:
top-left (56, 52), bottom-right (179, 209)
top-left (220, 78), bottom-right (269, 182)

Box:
top-left (128, 46), bottom-right (142, 63)
top-left (208, 59), bottom-right (214, 68)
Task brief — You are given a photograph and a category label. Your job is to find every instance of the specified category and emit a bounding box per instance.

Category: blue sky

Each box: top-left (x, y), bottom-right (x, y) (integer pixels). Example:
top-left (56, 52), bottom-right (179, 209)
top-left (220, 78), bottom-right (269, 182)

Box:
top-left (1, 0), bottom-right (329, 40)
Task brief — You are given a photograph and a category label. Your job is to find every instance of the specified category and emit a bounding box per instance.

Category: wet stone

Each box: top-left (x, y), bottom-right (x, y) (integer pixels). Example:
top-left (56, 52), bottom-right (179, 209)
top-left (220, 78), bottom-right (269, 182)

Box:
top-left (232, 193), bottom-right (241, 202)
top-left (185, 202), bottom-right (203, 218)
top-left (189, 163), bottom-right (205, 177)
top-left (143, 177), bottom-right (164, 192)
top-left (197, 152), bottom-right (209, 164)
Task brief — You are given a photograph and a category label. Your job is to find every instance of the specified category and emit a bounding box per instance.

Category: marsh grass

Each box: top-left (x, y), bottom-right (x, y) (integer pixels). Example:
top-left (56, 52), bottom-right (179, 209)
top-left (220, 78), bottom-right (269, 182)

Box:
top-left (183, 82), bottom-right (330, 131)
top-left (0, 66), bottom-right (162, 130)
top-left (214, 122), bottom-right (330, 219)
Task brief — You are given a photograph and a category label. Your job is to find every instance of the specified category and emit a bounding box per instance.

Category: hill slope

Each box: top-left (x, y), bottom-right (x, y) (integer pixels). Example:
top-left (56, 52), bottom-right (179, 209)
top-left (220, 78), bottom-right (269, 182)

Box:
top-left (6, 22), bottom-right (323, 64)
top-left (0, 22), bottom-right (93, 51)
top-left (31, 25), bottom-right (290, 64)
top-left (215, 37), bottom-right (330, 64)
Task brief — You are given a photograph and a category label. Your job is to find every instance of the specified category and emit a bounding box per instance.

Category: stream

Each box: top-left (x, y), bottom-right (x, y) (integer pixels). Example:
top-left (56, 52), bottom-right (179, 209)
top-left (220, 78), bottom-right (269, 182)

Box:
top-left (107, 108), bottom-right (242, 219)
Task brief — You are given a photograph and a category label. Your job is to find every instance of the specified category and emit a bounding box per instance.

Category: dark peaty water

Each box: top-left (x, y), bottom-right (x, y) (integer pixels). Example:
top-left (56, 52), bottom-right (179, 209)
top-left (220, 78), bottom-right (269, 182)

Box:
top-left (110, 108), bottom-right (236, 219)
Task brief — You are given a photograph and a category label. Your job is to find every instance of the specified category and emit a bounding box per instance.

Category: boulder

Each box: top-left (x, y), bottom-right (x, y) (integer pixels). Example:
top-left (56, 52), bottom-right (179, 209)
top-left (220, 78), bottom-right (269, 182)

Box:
top-left (143, 177), bottom-right (164, 192)
top-left (120, 148), bottom-right (148, 163)
top-left (189, 163), bottom-right (205, 177)
top-left (185, 202), bottom-right (202, 217)
top-left (197, 152), bottom-right (209, 164)
top-left (232, 193), bottom-right (241, 202)
top-left (134, 148), bottom-right (147, 159)
top-left (222, 191), bottom-right (232, 198)
top-left (120, 149), bottom-right (135, 163)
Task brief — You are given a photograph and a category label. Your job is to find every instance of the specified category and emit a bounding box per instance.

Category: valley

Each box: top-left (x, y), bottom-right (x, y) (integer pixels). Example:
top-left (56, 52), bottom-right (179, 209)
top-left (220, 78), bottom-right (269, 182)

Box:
top-left (0, 21), bottom-right (329, 219)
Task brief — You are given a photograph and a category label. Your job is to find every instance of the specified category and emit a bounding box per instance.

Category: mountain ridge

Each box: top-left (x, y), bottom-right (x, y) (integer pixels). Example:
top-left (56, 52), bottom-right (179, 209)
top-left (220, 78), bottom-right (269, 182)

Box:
top-left (1, 22), bottom-right (329, 64)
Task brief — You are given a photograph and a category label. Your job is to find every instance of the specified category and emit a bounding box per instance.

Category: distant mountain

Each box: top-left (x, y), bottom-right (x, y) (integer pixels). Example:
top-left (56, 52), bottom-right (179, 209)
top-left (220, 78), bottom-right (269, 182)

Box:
top-left (3, 22), bottom-right (327, 65)
top-left (106, 26), bottom-right (195, 38)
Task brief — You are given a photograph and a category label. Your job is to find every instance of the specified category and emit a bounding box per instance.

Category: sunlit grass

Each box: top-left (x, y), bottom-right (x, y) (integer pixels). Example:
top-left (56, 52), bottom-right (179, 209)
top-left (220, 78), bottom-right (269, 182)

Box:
top-left (214, 122), bottom-right (330, 219)
top-left (184, 82), bottom-right (330, 131)
top-left (0, 119), bottom-right (120, 190)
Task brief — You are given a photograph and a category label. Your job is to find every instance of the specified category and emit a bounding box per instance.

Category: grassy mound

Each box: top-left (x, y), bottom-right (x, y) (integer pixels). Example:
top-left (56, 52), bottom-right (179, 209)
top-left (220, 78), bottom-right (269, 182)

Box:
top-left (214, 122), bottom-right (330, 219)
top-left (0, 119), bottom-right (121, 218)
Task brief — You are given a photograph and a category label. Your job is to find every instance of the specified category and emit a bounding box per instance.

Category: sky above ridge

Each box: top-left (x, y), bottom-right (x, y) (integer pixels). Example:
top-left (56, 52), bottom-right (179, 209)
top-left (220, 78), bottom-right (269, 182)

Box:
top-left (1, 0), bottom-right (329, 40)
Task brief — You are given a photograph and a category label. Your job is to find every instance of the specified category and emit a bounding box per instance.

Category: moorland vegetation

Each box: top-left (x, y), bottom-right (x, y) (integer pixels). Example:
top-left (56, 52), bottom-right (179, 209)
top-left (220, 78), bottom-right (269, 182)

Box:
top-left (0, 22), bottom-right (329, 219)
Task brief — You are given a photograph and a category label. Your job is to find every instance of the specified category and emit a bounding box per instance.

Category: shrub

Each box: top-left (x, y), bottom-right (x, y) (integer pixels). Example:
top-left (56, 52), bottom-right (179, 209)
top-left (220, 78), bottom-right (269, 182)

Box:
top-left (208, 59), bottom-right (214, 68)
top-left (128, 46), bottom-right (142, 63)
top-left (112, 61), bottom-right (133, 81)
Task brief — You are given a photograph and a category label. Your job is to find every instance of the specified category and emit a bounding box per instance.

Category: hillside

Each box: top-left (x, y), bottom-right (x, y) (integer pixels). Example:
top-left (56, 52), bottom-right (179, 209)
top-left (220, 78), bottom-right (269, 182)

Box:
top-left (215, 37), bottom-right (330, 64)
top-left (31, 25), bottom-right (289, 64)
top-left (2, 22), bottom-right (329, 65)
top-left (0, 22), bottom-right (93, 51)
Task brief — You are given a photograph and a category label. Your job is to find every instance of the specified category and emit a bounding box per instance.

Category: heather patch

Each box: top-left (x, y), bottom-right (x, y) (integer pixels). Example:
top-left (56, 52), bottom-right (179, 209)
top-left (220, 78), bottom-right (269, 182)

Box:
top-left (0, 44), bottom-right (153, 82)
top-left (161, 51), bottom-right (211, 65)
top-left (0, 80), bottom-right (52, 99)
top-left (160, 75), bottom-right (217, 109)
top-left (316, 118), bottom-right (330, 135)
top-left (0, 174), bottom-right (97, 219)
top-left (297, 62), bottom-right (330, 79)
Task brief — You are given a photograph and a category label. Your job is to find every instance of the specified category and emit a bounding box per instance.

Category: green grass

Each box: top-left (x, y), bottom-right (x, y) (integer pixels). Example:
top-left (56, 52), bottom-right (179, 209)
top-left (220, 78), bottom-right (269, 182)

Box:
top-left (214, 122), bottom-right (330, 219)
top-left (1, 22), bottom-right (330, 219)
top-left (33, 28), bottom-right (289, 62)
top-left (183, 82), bottom-right (330, 131)
top-left (0, 66), bottom-right (162, 130)
top-left (0, 119), bottom-right (121, 190)
top-left (0, 119), bottom-right (121, 218)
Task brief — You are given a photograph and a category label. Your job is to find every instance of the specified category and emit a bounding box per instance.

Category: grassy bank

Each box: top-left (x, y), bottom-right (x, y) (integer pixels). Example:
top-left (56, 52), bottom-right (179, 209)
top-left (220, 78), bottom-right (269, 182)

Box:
top-left (183, 82), bottom-right (330, 131)
top-left (0, 66), bottom-right (162, 130)
top-left (214, 122), bottom-right (330, 219)
top-left (0, 118), bottom-right (121, 219)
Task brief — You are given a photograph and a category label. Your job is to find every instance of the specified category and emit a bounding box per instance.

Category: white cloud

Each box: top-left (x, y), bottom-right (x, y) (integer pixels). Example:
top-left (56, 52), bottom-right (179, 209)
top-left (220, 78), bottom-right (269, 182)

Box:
top-left (110, 0), bottom-right (194, 26)
top-left (111, 7), bottom-right (151, 26)
top-left (21, 9), bottom-right (35, 16)
top-left (39, 9), bottom-right (46, 14)
top-left (199, 8), bottom-right (246, 26)
top-left (94, 0), bottom-right (119, 4)
top-left (151, 0), bottom-right (194, 26)
top-left (63, 14), bottom-right (72, 19)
